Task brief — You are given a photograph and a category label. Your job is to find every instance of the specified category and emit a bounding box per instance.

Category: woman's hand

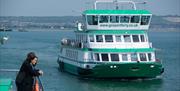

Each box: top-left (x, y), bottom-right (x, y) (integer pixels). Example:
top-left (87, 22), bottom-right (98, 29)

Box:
top-left (38, 70), bottom-right (43, 75)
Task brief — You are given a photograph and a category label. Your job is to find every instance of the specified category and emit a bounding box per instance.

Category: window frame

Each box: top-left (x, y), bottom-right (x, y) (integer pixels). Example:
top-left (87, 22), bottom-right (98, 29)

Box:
top-left (131, 53), bottom-right (138, 61)
top-left (105, 35), bottom-right (113, 42)
top-left (140, 15), bottom-right (151, 25)
top-left (96, 35), bottom-right (103, 42)
top-left (99, 15), bottom-right (109, 23)
top-left (110, 15), bottom-right (119, 23)
top-left (110, 54), bottom-right (120, 62)
top-left (139, 53), bottom-right (147, 61)
top-left (130, 16), bottom-right (140, 23)
top-left (132, 35), bottom-right (140, 42)
top-left (140, 35), bottom-right (145, 42)
top-left (123, 35), bottom-right (131, 42)
top-left (122, 54), bottom-right (128, 62)
top-left (148, 53), bottom-right (152, 61)
top-left (115, 35), bottom-right (122, 42)
top-left (120, 16), bottom-right (130, 23)
top-left (94, 53), bottom-right (100, 61)
top-left (101, 53), bottom-right (109, 62)
top-left (87, 15), bottom-right (98, 25)
top-left (89, 35), bottom-right (94, 42)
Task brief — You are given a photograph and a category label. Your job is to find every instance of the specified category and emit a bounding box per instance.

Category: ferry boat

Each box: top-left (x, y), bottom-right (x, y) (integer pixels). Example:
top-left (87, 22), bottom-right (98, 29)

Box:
top-left (57, 0), bottom-right (164, 78)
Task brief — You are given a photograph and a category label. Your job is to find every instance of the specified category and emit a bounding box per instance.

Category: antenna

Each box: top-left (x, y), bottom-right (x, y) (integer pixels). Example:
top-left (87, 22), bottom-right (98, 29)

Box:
top-left (114, 0), bottom-right (118, 10)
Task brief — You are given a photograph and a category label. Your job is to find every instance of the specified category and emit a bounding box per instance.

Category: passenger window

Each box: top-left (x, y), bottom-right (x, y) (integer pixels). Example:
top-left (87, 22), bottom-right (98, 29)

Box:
top-left (105, 35), bottom-right (113, 42)
top-left (141, 16), bottom-right (150, 25)
top-left (99, 15), bottom-right (109, 23)
top-left (122, 54), bottom-right (128, 61)
top-left (101, 54), bottom-right (109, 61)
top-left (139, 53), bottom-right (147, 61)
top-left (132, 35), bottom-right (139, 42)
top-left (89, 35), bottom-right (94, 42)
top-left (115, 35), bottom-right (122, 42)
top-left (123, 35), bottom-right (131, 42)
top-left (120, 16), bottom-right (130, 23)
top-left (110, 16), bottom-right (119, 23)
top-left (96, 35), bottom-right (103, 42)
top-left (140, 35), bottom-right (145, 42)
top-left (111, 54), bottom-right (119, 61)
top-left (148, 53), bottom-right (152, 61)
top-left (131, 53), bottom-right (138, 61)
top-left (87, 15), bottom-right (98, 25)
top-left (130, 16), bottom-right (140, 23)
top-left (94, 53), bottom-right (100, 61)
top-left (82, 15), bottom-right (86, 24)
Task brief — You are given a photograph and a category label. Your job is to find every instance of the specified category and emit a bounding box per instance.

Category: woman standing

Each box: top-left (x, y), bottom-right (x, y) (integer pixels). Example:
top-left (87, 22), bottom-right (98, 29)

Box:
top-left (16, 52), bottom-right (43, 91)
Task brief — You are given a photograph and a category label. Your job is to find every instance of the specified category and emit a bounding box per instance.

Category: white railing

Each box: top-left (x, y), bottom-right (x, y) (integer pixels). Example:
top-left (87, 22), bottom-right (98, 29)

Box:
top-left (0, 69), bottom-right (19, 72)
top-left (94, 0), bottom-right (137, 10)
top-left (88, 42), bottom-right (150, 49)
top-left (61, 38), bottom-right (88, 48)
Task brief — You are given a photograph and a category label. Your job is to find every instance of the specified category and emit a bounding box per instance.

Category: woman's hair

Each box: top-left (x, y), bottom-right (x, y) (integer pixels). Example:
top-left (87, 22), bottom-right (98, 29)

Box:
top-left (26, 52), bottom-right (38, 62)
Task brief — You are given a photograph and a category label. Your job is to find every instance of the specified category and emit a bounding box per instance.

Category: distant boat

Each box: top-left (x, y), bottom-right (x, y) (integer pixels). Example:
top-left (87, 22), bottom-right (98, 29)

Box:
top-left (0, 36), bottom-right (9, 45)
top-left (0, 28), bottom-right (12, 32)
top-left (0, 29), bottom-right (9, 44)
top-left (3, 36), bottom-right (9, 41)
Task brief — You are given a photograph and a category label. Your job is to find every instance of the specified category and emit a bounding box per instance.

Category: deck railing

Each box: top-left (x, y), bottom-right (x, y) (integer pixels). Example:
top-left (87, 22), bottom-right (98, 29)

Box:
top-left (61, 38), bottom-right (87, 48)
top-left (0, 69), bottom-right (19, 91)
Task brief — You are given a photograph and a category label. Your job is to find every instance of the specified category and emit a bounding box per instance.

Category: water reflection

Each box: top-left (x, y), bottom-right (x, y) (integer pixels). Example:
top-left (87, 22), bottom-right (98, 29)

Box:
top-left (76, 77), bottom-right (163, 91)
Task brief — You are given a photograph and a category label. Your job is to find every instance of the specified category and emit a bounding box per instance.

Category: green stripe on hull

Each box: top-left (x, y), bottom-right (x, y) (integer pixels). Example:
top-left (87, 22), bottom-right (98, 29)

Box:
top-left (58, 61), bottom-right (163, 78)
top-left (61, 46), bottom-right (155, 53)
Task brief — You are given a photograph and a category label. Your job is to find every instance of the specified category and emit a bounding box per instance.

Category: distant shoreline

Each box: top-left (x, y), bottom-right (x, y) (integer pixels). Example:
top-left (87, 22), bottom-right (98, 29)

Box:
top-left (149, 28), bottom-right (180, 32)
top-left (7, 27), bottom-right (179, 32)
top-left (0, 16), bottom-right (179, 32)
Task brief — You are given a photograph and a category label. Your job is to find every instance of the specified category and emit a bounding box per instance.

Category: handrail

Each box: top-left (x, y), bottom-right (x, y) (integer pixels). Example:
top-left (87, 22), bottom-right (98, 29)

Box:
top-left (0, 69), bottom-right (19, 72)
top-left (94, 0), bottom-right (137, 10)
top-left (61, 38), bottom-right (87, 48)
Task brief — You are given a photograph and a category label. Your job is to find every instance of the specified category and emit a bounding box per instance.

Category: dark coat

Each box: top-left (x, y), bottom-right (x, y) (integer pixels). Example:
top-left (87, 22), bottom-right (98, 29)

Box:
top-left (16, 60), bottom-right (40, 91)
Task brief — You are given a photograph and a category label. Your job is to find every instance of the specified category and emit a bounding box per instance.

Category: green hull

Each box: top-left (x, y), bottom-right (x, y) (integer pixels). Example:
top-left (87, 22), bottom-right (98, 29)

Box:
top-left (58, 61), bottom-right (164, 78)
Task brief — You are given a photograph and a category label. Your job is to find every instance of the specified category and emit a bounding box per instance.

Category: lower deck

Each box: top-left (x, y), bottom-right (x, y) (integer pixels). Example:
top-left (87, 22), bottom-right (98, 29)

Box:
top-left (58, 45), bottom-right (163, 78)
top-left (57, 59), bottom-right (164, 78)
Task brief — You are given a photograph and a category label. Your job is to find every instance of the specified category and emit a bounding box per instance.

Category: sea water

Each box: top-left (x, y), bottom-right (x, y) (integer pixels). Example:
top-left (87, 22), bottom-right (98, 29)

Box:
top-left (0, 29), bottom-right (179, 91)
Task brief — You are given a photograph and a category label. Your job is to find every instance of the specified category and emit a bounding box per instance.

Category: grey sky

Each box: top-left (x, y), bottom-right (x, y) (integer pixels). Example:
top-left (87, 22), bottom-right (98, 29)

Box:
top-left (0, 0), bottom-right (179, 16)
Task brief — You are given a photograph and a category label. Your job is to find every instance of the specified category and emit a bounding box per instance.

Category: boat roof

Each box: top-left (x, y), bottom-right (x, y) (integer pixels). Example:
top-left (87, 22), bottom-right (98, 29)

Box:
top-left (83, 10), bottom-right (151, 15)
top-left (75, 30), bottom-right (146, 34)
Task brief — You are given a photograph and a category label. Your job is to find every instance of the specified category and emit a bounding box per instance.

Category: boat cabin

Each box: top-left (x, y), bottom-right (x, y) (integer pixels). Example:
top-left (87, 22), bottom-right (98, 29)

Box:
top-left (82, 10), bottom-right (152, 30)
top-left (76, 0), bottom-right (152, 31)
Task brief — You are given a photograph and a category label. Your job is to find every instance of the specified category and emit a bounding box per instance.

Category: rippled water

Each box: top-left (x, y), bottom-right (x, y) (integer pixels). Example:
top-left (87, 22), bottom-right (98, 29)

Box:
top-left (0, 30), bottom-right (180, 91)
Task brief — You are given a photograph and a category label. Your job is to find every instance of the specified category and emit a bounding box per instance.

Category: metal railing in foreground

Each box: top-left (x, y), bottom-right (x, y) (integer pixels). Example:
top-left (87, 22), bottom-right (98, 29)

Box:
top-left (0, 68), bottom-right (44, 91)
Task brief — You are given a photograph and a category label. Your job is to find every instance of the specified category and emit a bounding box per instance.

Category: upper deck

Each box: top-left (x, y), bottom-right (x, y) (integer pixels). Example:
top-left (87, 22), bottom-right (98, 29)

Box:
top-left (82, 9), bottom-right (152, 30)
top-left (78, 0), bottom-right (152, 31)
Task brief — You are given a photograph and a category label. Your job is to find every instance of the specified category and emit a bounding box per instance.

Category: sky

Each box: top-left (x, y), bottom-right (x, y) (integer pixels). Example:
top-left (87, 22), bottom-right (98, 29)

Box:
top-left (0, 0), bottom-right (179, 16)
